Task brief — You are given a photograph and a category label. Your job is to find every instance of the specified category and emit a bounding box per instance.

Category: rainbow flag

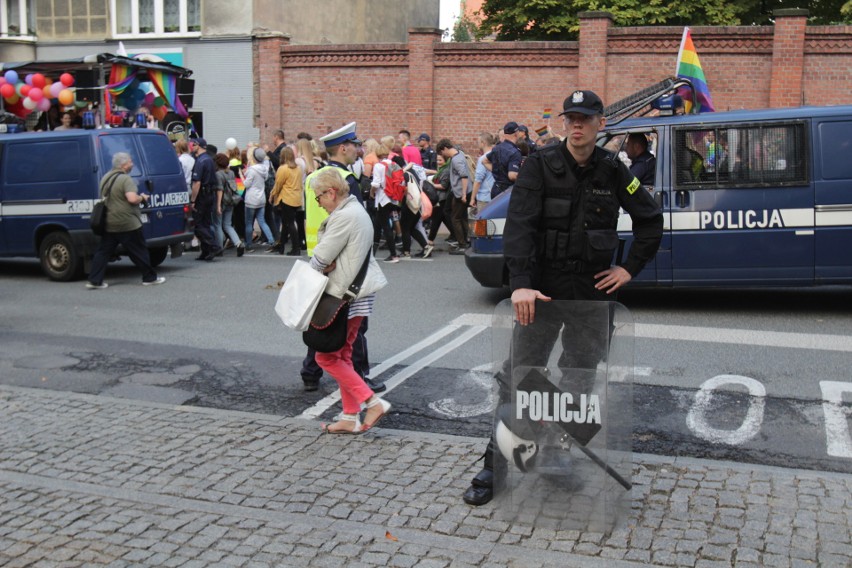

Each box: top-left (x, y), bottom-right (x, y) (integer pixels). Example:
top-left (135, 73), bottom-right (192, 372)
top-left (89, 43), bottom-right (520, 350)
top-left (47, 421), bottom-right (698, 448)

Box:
top-left (106, 64), bottom-right (137, 96)
top-left (535, 126), bottom-right (548, 137)
top-left (542, 108), bottom-right (552, 119)
top-left (147, 69), bottom-right (189, 118)
top-left (676, 27), bottom-right (715, 113)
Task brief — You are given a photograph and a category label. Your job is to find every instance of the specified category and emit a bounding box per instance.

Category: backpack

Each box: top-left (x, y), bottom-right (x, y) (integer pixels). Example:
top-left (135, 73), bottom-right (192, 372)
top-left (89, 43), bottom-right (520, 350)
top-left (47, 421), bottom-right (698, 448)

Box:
top-left (461, 151), bottom-right (477, 200)
top-left (264, 162), bottom-right (276, 195)
top-left (382, 159), bottom-right (406, 202)
top-left (221, 172), bottom-right (241, 207)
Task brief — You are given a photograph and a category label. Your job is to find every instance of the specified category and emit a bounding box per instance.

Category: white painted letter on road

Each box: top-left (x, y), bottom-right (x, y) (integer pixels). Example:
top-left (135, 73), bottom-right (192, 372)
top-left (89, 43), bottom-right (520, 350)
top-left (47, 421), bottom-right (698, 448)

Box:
top-left (820, 381), bottom-right (852, 458)
top-left (686, 375), bottom-right (766, 445)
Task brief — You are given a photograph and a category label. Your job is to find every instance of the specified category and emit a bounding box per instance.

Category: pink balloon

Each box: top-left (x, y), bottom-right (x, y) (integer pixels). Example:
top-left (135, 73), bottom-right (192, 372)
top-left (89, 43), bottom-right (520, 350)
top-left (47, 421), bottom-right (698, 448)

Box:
top-left (49, 82), bottom-right (63, 98)
top-left (31, 73), bottom-right (46, 89)
top-left (28, 88), bottom-right (43, 102)
top-left (37, 97), bottom-right (51, 112)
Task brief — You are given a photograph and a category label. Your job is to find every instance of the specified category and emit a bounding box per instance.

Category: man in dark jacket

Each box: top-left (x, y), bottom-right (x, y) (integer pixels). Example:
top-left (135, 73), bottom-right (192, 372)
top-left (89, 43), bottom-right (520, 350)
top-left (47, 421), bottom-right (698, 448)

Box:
top-left (462, 90), bottom-right (664, 507)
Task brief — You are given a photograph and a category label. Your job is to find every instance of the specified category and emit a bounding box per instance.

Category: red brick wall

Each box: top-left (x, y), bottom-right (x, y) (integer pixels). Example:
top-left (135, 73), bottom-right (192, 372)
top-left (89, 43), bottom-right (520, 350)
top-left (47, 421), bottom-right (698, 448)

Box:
top-left (254, 12), bottom-right (852, 152)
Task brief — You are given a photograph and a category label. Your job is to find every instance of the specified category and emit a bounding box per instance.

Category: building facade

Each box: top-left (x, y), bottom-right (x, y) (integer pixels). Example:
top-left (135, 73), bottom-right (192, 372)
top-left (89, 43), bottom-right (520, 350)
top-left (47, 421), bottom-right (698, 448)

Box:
top-left (0, 0), bottom-right (439, 149)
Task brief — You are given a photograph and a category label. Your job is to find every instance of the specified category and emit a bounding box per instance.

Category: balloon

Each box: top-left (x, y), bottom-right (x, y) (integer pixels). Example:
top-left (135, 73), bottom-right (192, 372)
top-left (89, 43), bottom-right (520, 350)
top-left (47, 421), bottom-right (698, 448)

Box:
top-left (225, 138), bottom-right (237, 150)
top-left (0, 77), bottom-right (5, 86)
top-left (153, 96), bottom-right (164, 107)
top-left (19, 84), bottom-right (31, 97)
top-left (37, 97), bottom-right (51, 112)
top-left (58, 89), bottom-right (74, 106)
top-left (49, 82), bottom-right (63, 98)
top-left (60, 73), bottom-right (74, 87)
top-left (31, 73), bottom-right (45, 89)
top-left (0, 83), bottom-right (14, 98)
top-left (22, 97), bottom-right (37, 110)
top-left (42, 85), bottom-right (52, 98)
top-left (4, 70), bottom-right (18, 84)
top-left (143, 92), bottom-right (155, 106)
top-left (28, 88), bottom-right (43, 102)
top-left (151, 105), bottom-right (167, 121)
top-left (25, 74), bottom-right (33, 86)
top-left (5, 93), bottom-right (19, 104)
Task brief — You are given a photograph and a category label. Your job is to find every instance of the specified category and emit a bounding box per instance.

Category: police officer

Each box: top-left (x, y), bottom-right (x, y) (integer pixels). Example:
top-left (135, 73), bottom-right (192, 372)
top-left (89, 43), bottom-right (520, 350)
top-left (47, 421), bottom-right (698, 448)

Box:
top-left (300, 122), bottom-right (385, 394)
top-left (462, 90), bottom-right (664, 507)
top-left (190, 138), bottom-right (221, 261)
top-left (625, 132), bottom-right (656, 187)
top-left (484, 122), bottom-right (523, 199)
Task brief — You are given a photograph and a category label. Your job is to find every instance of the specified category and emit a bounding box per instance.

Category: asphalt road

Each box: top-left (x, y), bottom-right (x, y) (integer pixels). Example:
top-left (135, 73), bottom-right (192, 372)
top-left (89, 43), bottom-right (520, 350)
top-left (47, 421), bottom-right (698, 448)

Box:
top-left (1, 244), bottom-right (850, 474)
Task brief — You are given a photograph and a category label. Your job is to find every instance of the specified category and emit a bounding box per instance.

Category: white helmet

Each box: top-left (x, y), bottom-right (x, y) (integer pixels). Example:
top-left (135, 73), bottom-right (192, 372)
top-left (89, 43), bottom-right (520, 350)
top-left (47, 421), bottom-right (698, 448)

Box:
top-left (495, 417), bottom-right (539, 472)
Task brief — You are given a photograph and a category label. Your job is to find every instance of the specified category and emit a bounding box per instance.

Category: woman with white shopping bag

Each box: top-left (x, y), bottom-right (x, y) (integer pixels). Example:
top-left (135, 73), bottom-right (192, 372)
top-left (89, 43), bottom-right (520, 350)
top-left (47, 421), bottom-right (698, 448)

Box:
top-left (307, 167), bottom-right (390, 434)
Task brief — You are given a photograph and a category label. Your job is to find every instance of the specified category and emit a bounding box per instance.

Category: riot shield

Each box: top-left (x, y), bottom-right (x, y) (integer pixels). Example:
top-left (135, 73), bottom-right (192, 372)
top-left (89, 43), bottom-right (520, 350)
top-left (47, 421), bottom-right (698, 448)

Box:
top-left (491, 299), bottom-right (633, 532)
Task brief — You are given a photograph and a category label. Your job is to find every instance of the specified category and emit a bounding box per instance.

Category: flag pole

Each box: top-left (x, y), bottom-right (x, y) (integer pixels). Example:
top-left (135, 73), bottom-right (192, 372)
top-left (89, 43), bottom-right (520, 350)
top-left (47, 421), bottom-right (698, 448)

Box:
top-left (676, 27), bottom-right (689, 75)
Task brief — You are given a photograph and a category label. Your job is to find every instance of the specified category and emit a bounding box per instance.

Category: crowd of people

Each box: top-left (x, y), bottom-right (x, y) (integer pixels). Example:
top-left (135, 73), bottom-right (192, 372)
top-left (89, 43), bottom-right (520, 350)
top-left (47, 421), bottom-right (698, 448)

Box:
top-left (173, 122), bottom-right (563, 264)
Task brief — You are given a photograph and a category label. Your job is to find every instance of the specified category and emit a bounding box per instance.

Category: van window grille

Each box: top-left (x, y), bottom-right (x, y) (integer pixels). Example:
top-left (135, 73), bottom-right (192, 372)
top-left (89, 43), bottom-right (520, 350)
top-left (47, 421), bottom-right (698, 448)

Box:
top-left (674, 123), bottom-right (808, 189)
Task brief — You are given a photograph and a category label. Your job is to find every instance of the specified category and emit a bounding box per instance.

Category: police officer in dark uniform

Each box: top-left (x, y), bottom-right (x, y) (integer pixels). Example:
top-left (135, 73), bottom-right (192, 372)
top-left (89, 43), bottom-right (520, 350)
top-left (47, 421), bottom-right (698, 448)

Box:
top-left (626, 132), bottom-right (656, 187)
top-left (484, 122), bottom-right (523, 199)
top-left (190, 138), bottom-right (221, 261)
top-left (418, 133), bottom-right (437, 171)
top-left (462, 90), bottom-right (663, 506)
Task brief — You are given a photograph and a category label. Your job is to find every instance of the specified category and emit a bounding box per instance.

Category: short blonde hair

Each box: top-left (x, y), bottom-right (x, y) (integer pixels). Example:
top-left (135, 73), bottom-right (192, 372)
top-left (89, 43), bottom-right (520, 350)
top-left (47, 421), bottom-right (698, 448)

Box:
top-left (312, 167), bottom-right (349, 199)
top-left (375, 144), bottom-right (390, 159)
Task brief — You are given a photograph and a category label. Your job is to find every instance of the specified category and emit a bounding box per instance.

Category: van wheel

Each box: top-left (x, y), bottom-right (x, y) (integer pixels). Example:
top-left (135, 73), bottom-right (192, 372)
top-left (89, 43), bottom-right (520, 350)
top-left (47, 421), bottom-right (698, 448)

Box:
top-left (148, 246), bottom-right (168, 267)
top-left (40, 232), bottom-right (83, 282)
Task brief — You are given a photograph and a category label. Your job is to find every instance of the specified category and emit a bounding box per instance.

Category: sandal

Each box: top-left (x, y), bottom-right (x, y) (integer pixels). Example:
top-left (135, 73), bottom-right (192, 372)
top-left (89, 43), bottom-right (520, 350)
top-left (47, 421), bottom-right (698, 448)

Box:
top-left (362, 397), bottom-right (391, 431)
top-left (321, 413), bottom-right (362, 435)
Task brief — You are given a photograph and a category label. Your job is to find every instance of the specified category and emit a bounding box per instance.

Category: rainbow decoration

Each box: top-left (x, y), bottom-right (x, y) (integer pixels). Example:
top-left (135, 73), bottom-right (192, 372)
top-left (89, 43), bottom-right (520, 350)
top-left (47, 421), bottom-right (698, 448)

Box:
top-left (147, 68), bottom-right (188, 118)
top-left (535, 126), bottom-right (548, 137)
top-left (106, 64), bottom-right (137, 96)
top-left (542, 108), bottom-right (552, 119)
top-left (676, 27), bottom-right (715, 113)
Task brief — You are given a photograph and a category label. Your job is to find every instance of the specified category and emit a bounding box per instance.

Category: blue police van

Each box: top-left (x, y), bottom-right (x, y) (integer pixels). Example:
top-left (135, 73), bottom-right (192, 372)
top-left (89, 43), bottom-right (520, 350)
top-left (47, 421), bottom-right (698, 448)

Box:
top-left (465, 104), bottom-right (852, 288)
top-left (0, 128), bottom-right (193, 281)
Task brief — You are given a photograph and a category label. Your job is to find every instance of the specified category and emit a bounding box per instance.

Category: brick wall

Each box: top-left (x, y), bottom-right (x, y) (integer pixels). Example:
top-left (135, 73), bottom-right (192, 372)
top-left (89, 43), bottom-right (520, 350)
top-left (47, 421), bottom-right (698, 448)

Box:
top-left (254, 11), bottom-right (852, 152)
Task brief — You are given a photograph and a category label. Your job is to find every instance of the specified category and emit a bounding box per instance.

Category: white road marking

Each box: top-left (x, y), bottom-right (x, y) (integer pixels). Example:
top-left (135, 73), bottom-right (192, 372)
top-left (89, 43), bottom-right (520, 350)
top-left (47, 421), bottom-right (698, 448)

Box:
top-left (686, 375), bottom-right (766, 446)
top-left (636, 323), bottom-right (852, 353)
top-left (820, 381), bottom-right (852, 458)
top-left (297, 323), bottom-right (483, 420)
top-left (428, 363), bottom-right (497, 419)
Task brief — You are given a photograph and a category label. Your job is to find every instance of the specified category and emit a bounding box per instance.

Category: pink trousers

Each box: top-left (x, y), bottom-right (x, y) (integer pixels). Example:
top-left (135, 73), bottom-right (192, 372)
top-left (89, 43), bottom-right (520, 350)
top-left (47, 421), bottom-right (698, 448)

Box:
top-left (315, 316), bottom-right (374, 415)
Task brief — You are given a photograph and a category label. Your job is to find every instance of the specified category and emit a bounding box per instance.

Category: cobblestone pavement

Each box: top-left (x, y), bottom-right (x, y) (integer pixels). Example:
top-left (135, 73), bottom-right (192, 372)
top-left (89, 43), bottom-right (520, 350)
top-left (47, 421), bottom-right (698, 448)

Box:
top-left (0, 385), bottom-right (850, 568)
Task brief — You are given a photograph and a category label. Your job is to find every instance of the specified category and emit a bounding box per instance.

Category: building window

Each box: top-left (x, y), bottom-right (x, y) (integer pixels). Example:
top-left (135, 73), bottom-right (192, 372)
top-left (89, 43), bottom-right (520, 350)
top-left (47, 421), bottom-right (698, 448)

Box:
top-left (111, 0), bottom-right (200, 36)
top-left (0, 0), bottom-right (35, 38)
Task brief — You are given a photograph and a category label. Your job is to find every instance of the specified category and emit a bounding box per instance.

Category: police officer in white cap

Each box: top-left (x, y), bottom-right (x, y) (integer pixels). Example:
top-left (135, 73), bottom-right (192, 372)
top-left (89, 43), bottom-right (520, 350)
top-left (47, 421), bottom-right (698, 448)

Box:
top-left (301, 122), bottom-right (385, 393)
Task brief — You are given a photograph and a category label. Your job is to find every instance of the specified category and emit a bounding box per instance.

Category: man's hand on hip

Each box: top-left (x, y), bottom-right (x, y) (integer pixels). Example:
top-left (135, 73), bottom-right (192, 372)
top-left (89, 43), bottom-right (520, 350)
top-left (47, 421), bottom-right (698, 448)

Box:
top-left (594, 265), bottom-right (632, 294)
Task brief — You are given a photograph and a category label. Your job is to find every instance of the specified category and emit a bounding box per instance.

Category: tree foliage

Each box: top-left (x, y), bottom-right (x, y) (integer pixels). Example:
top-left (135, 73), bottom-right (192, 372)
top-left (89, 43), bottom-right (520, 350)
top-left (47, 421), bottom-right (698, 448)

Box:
top-left (476, 0), bottom-right (852, 41)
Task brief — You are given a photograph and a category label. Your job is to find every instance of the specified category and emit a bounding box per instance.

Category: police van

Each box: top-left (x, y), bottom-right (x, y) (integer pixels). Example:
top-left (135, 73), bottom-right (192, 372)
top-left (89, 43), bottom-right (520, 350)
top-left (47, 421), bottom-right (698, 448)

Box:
top-left (465, 104), bottom-right (852, 288)
top-left (0, 128), bottom-right (193, 281)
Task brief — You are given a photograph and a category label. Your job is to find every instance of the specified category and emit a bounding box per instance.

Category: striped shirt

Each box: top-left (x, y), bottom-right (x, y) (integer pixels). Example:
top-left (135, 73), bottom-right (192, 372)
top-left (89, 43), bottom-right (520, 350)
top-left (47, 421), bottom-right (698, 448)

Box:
top-left (310, 254), bottom-right (375, 318)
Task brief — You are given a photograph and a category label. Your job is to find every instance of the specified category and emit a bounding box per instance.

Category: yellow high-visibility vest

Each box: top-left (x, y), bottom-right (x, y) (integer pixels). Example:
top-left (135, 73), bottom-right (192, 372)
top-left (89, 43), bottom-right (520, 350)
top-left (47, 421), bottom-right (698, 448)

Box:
top-left (304, 165), bottom-right (354, 256)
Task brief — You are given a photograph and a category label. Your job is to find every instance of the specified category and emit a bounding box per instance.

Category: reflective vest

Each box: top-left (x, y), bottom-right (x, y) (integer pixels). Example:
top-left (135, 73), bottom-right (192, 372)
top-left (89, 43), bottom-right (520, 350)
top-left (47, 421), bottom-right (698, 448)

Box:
top-left (304, 165), bottom-right (354, 256)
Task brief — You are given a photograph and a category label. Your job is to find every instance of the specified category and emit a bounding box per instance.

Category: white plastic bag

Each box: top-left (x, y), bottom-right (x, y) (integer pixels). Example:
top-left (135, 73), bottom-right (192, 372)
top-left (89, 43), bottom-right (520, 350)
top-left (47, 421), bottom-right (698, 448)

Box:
top-left (275, 260), bottom-right (328, 331)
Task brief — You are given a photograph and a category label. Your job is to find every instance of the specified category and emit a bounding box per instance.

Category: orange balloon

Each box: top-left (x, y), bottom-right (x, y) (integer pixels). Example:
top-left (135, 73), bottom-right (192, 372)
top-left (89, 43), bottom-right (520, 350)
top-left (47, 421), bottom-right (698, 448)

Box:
top-left (150, 104), bottom-right (167, 121)
top-left (42, 84), bottom-right (52, 98)
top-left (58, 89), bottom-right (74, 106)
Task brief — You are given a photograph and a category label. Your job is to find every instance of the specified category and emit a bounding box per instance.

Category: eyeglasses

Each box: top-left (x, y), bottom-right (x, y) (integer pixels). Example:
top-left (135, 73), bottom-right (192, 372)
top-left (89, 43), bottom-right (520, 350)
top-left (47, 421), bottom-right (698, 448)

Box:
top-left (315, 190), bottom-right (331, 204)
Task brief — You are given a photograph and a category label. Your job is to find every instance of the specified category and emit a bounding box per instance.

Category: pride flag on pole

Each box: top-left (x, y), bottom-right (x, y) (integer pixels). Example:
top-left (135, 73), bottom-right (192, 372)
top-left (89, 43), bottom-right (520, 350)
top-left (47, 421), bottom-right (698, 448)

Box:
top-left (676, 27), bottom-right (715, 113)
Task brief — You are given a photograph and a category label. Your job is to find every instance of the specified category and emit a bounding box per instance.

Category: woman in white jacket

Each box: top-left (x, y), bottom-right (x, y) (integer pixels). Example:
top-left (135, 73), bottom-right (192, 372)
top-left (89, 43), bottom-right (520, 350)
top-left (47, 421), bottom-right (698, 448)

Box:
top-left (242, 147), bottom-right (275, 252)
top-left (311, 168), bottom-right (390, 434)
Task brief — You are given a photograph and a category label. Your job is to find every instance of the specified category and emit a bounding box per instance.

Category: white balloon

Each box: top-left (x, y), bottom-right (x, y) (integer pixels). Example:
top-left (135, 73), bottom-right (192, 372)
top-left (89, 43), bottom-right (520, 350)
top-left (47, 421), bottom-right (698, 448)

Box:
top-left (225, 137), bottom-right (237, 150)
top-left (22, 96), bottom-right (37, 110)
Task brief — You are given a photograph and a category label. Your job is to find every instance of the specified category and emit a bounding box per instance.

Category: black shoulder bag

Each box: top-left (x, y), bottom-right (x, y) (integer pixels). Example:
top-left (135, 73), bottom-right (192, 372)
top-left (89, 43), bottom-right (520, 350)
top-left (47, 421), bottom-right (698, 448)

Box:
top-left (90, 172), bottom-right (121, 236)
top-left (302, 250), bottom-right (371, 353)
